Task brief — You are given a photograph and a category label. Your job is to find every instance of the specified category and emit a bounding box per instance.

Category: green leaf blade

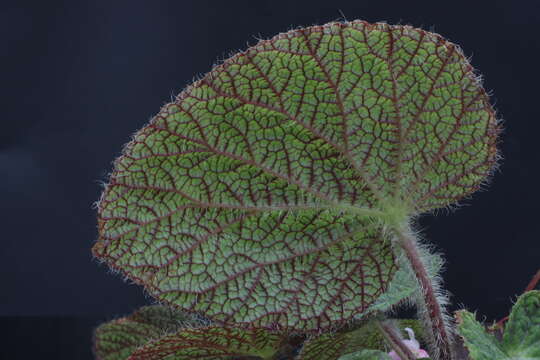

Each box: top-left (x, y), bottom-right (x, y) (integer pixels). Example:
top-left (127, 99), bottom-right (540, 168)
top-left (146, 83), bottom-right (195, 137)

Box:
top-left (455, 310), bottom-right (507, 360)
top-left (337, 349), bottom-right (392, 360)
top-left (93, 306), bottom-right (201, 360)
top-left (296, 326), bottom-right (383, 360)
top-left (502, 290), bottom-right (540, 358)
top-left (296, 319), bottom-right (426, 360)
top-left (127, 327), bottom-right (283, 360)
top-left (94, 20), bottom-right (498, 331)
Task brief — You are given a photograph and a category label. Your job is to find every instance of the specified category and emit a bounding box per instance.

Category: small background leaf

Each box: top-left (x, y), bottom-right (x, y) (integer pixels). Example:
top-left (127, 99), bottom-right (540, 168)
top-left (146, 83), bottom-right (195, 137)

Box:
top-left (296, 319), bottom-right (425, 360)
top-left (359, 251), bottom-right (443, 318)
top-left (337, 349), bottom-right (392, 360)
top-left (93, 305), bottom-right (202, 360)
top-left (455, 310), bottom-right (506, 360)
top-left (297, 324), bottom-right (384, 360)
top-left (127, 326), bottom-right (284, 360)
top-left (502, 290), bottom-right (540, 358)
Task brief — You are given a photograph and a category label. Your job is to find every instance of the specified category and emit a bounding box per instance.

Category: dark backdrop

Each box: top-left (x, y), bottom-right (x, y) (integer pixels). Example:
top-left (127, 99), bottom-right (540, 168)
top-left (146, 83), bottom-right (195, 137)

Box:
top-left (1, 0), bottom-right (538, 358)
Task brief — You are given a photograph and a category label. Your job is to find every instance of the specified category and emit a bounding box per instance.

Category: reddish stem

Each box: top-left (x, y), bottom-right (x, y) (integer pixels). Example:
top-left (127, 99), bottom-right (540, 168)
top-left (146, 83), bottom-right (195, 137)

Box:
top-left (493, 269), bottom-right (540, 330)
top-left (397, 230), bottom-right (453, 360)
top-left (524, 269), bottom-right (540, 292)
top-left (377, 321), bottom-right (417, 360)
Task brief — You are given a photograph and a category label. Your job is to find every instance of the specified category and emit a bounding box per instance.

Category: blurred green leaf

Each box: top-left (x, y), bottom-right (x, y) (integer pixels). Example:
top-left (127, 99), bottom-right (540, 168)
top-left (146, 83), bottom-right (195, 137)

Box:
top-left (296, 319), bottom-right (425, 359)
top-left (338, 349), bottom-right (392, 360)
top-left (456, 291), bottom-right (540, 360)
top-left (455, 310), bottom-right (506, 360)
top-left (502, 290), bottom-right (540, 358)
top-left (94, 305), bottom-right (202, 360)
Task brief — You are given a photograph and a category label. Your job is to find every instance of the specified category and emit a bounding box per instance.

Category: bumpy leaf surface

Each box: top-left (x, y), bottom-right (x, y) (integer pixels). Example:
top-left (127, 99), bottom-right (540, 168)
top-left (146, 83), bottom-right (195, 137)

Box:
top-left (502, 290), bottom-right (540, 358)
top-left (94, 306), bottom-right (202, 360)
top-left (455, 310), bottom-right (507, 360)
top-left (94, 20), bottom-right (498, 330)
top-left (360, 251), bottom-right (443, 318)
top-left (296, 319), bottom-right (425, 360)
top-left (456, 292), bottom-right (540, 360)
top-left (297, 326), bottom-right (382, 360)
top-left (338, 349), bottom-right (393, 360)
top-left (127, 327), bottom-right (283, 360)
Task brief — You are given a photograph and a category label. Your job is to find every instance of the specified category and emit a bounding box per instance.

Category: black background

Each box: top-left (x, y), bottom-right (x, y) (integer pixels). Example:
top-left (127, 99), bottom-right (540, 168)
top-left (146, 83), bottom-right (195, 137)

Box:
top-left (1, 0), bottom-right (539, 358)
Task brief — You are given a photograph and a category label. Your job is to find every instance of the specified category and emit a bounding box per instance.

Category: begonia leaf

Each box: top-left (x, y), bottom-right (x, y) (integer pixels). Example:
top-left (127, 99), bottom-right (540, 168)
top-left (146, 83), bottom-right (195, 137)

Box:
top-left (94, 20), bottom-right (498, 331)
top-left (93, 305), bottom-right (202, 360)
top-left (127, 326), bottom-right (284, 360)
top-left (456, 292), bottom-right (540, 360)
top-left (338, 349), bottom-right (393, 360)
top-left (502, 290), bottom-right (540, 358)
top-left (296, 319), bottom-right (425, 359)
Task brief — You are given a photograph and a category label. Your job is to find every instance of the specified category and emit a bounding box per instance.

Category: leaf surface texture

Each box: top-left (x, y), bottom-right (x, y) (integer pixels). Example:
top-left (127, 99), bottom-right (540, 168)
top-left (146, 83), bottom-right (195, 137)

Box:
top-left (94, 21), bottom-right (498, 330)
top-left (93, 306), bottom-right (202, 360)
top-left (128, 327), bottom-right (283, 360)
